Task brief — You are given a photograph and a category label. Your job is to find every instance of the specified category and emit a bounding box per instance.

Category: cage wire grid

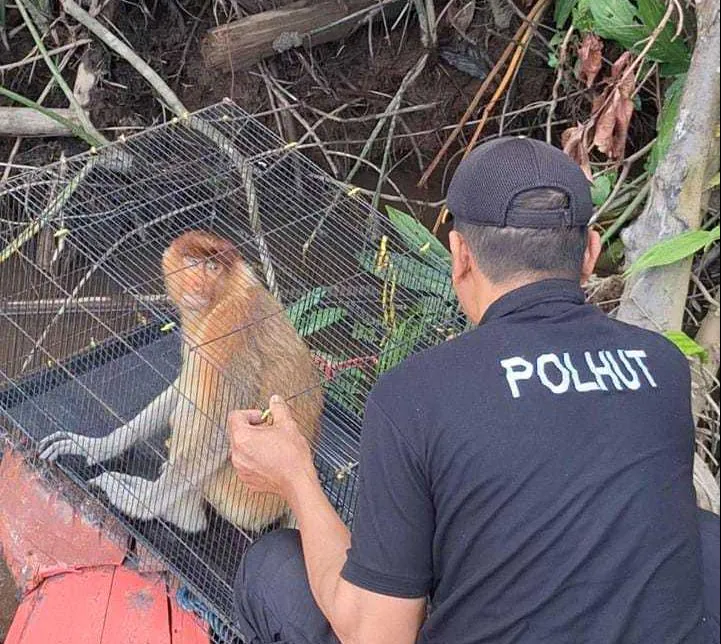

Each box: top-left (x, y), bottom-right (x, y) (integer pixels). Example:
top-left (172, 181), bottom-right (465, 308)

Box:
top-left (0, 100), bottom-right (464, 639)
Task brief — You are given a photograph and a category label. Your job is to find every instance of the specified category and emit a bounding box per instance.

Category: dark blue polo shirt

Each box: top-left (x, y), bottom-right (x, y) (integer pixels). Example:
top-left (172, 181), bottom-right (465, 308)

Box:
top-left (340, 278), bottom-right (714, 643)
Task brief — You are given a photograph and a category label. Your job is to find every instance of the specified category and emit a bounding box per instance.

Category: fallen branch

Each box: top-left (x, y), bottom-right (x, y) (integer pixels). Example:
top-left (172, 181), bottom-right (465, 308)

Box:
top-left (0, 107), bottom-right (83, 138)
top-left (201, 0), bottom-right (400, 71)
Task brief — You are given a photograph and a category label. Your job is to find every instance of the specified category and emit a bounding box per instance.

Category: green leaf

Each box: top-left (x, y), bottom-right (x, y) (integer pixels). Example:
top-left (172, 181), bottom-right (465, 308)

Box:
top-left (591, 172), bottom-right (616, 206)
top-left (297, 307), bottom-right (346, 337)
top-left (386, 205), bottom-right (449, 261)
top-left (663, 331), bottom-right (709, 362)
top-left (358, 250), bottom-right (453, 298)
top-left (571, 0), bottom-right (594, 31)
top-left (351, 320), bottom-right (379, 343)
top-left (377, 316), bottom-right (427, 373)
top-left (589, 0), bottom-right (645, 50)
top-left (325, 367), bottom-right (368, 414)
top-left (286, 287), bottom-right (326, 326)
top-left (706, 172), bottom-right (720, 190)
top-left (625, 226), bottom-right (720, 276)
top-left (637, 0), bottom-right (690, 72)
top-left (647, 75), bottom-right (685, 173)
top-left (554, 0), bottom-right (577, 28)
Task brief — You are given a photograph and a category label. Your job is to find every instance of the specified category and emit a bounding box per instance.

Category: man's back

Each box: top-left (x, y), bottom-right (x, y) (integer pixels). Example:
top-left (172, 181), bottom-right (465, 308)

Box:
top-left (343, 278), bottom-right (713, 643)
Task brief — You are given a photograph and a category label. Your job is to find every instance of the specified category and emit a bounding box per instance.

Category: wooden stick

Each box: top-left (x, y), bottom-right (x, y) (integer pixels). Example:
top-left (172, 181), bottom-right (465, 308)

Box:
top-left (417, 0), bottom-right (550, 190)
top-left (0, 107), bottom-right (83, 138)
top-left (201, 0), bottom-right (399, 71)
top-left (429, 0), bottom-right (550, 233)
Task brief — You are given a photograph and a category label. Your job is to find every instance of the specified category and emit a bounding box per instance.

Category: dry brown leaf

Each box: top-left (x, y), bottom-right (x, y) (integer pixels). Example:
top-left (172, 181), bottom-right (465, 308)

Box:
top-left (578, 34), bottom-right (603, 88)
top-left (592, 52), bottom-right (635, 160)
top-left (447, 0), bottom-right (475, 36)
top-left (562, 123), bottom-right (593, 180)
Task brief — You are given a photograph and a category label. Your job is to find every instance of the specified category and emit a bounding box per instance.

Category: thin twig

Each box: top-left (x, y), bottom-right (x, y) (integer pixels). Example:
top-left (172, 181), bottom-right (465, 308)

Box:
top-left (417, 0), bottom-right (550, 188)
top-left (0, 39), bottom-right (92, 72)
top-left (16, 0), bottom-right (106, 144)
top-left (546, 25), bottom-right (574, 143)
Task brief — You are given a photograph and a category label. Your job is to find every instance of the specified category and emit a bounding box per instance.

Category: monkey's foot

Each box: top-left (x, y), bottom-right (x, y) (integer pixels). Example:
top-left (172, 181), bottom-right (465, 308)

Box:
top-left (38, 431), bottom-right (112, 465)
top-left (88, 472), bottom-right (156, 521)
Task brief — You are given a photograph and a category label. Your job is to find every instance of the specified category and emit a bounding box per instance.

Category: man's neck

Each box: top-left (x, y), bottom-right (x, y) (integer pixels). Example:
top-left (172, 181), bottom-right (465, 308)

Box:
top-left (473, 273), bottom-right (572, 324)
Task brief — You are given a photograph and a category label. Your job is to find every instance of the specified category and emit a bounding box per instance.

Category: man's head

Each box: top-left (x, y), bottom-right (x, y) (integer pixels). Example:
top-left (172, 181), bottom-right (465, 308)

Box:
top-left (445, 137), bottom-right (601, 323)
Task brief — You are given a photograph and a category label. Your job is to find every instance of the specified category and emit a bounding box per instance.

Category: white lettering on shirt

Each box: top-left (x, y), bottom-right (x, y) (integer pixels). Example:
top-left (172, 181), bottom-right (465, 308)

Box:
top-left (499, 349), bottom-right (658, 398)
top-left (537, 353), bottom-right (571, 394)
top-left (500, 356), bottom-right (534, 399)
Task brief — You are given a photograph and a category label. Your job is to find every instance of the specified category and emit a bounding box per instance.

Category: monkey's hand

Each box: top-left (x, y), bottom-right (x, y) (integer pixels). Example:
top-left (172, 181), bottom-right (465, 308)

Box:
top-left (38, 432), bottom-right (119, 466)
top-left (88, 472), bottom-right (158, 520)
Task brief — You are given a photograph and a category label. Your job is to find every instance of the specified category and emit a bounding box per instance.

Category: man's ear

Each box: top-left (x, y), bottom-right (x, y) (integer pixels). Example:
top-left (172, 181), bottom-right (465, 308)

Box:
top-left (580, 228), bottom-right (602, 283)
top-left (449, 230), bottom-right (472, 285)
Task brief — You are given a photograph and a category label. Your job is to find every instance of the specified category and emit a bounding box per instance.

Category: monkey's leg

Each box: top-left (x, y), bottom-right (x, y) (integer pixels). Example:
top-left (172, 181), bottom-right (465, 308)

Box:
top-left (38, 382), bottom-right (179, 464)
top-left (160, 489), bottom-right (208, 533)
top-left (88, 433), bottom-right (226, 526)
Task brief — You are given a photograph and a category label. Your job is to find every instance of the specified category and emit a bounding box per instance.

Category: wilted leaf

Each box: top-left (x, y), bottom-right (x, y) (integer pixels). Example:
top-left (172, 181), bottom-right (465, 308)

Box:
top-left (447, 0), bottom-right (475, 35)
top-left (578, 33), bottom-right (604, 88)
top-left (625, 225), bottom-right (720, 276)
top-left (561, 123), bottom-right (593, 180)
top-left (647, 74), bottom-right (685, 173)
top-left (593, 52), bottom-right (635, 159)
top-left (663, 331), bottom-right (709, 362)
top-left (554, 0), bottom-right (577, 28)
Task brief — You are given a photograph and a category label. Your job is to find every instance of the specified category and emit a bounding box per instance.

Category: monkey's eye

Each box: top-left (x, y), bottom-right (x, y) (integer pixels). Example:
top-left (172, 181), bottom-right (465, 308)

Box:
top-left (183, 255), bottom-right (201, 268)
top-left (205, 259), bottom-right (219, 271)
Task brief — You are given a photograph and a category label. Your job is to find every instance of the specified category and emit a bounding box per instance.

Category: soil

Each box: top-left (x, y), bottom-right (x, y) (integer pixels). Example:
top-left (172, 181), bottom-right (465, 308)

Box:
top-left (0, 553), bottom-right (18, 643)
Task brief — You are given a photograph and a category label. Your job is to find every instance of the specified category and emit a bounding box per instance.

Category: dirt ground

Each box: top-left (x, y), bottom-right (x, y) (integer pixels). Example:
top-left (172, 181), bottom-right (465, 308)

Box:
top-left (0, 550), bottom-right (18, 642)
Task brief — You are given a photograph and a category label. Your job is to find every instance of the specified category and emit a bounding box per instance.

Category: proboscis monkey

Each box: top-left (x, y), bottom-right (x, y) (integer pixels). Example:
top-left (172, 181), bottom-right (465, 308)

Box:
top-left (39, 231), bottom-right (323, 533)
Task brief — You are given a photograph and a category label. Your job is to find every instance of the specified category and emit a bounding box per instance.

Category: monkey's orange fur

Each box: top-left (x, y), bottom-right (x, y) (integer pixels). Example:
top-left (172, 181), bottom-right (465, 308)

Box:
top-left (161, 230), bottom-right (323, 532)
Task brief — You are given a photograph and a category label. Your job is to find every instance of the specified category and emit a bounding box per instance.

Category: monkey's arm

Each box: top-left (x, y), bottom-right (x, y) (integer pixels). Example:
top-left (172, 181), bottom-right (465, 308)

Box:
top-left (38, 381), bottom-right (180, 464)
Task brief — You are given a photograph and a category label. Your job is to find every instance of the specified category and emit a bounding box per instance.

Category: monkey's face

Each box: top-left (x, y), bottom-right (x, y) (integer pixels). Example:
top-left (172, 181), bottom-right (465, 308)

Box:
top-left (162, 232), bottom-right (239, 314)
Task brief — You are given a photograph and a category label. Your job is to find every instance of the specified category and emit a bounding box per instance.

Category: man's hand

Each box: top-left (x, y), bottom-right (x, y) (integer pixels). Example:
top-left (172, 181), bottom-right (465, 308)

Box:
top-left (228, 394), bottom-right (315, 499)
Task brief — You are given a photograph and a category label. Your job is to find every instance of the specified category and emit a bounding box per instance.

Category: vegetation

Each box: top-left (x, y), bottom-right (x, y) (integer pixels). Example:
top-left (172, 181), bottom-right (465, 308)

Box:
top-left (1, 0), bottom-right (718, 506)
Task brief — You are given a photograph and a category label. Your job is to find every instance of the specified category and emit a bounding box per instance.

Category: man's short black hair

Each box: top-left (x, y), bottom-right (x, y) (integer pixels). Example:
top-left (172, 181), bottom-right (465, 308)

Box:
top-left (453, 188), bottom-right (588, 284)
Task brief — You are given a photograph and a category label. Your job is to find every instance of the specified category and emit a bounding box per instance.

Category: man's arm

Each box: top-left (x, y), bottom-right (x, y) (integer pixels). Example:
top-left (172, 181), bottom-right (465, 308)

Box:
top-left (228, 395), bottom-right (426, 643)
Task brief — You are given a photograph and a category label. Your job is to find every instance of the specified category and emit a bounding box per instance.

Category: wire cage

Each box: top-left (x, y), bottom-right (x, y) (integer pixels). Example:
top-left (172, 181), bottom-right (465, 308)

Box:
top-left (0, 100), bottom-right (464, 640)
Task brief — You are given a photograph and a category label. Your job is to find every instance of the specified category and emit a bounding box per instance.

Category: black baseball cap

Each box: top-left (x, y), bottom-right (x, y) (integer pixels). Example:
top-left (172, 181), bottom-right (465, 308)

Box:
top-left (445, 136), bottom-right (594, 229)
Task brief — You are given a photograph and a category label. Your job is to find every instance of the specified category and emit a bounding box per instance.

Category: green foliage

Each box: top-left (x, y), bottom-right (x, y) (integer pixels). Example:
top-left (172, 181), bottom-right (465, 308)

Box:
top-left (325, 367), bottom-right (368, 415)
top-left (377, 315), bottom-right (428, 373)
top-left (647, 75), bottom-right (685, 173)
top-left (572, 0), bottom-right (595, 32)
top-left (556, 0), bottom-right (690, 75)
top-left (286, 287), bottom-right (326, 326)
top-left (625, 226), bottom-right (720, 276)
top-left (591, 170), bottom-right (618, 206)
top-left (296, 307), bottom-right (346, 337)
top-left (663, 331), bottom-right (709, 362)
top-left (554, 0), bottom-right (577, 29)
top-left (706, 173), bottom-right (720, 190)
top-left (385, 205), bottom-right (449, 262)
top-left (358, 250), bottom-right (452, 298)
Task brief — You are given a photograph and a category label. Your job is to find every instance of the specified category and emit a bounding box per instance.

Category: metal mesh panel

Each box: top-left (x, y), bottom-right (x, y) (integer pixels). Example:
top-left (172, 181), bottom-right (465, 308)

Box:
top-left (0, 100), bottom-right (465, 639)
